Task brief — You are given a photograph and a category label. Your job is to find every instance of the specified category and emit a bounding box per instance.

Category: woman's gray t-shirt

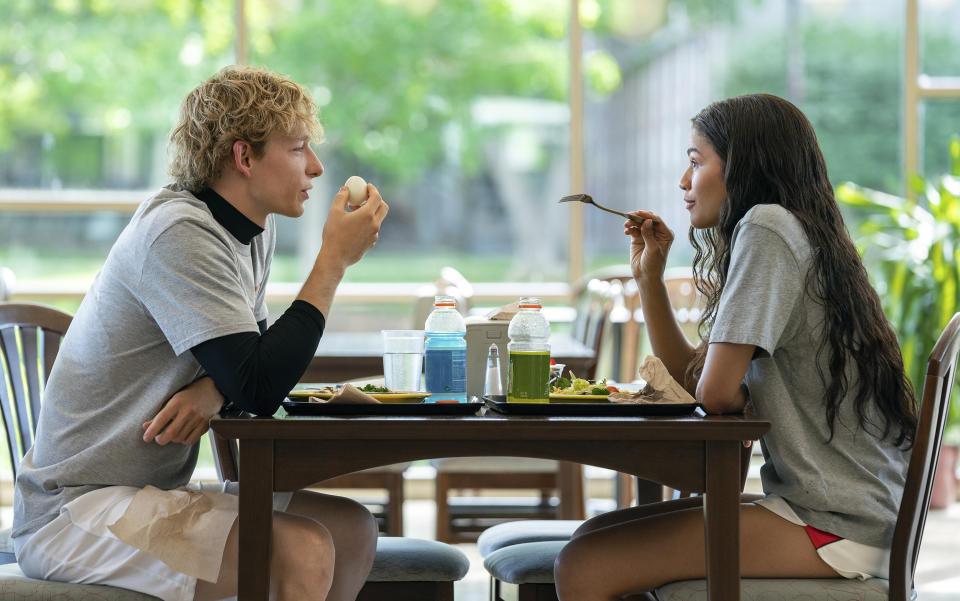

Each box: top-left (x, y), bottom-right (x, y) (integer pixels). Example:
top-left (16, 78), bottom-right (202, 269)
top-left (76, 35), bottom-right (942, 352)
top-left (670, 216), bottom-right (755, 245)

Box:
top-left (710, 204), bottom-right (909, 548)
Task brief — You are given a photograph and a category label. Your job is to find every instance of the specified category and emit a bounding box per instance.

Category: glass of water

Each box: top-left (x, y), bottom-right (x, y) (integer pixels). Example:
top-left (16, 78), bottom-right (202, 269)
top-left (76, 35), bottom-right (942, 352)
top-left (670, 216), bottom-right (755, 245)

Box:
top-left (381, 330), bottom-right (425, 392)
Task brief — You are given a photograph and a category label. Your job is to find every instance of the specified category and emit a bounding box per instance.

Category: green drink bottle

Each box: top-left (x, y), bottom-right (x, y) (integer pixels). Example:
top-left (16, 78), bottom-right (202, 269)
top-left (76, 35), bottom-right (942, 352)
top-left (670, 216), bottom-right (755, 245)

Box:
top-left (506, 298), bottom-right (551, 403)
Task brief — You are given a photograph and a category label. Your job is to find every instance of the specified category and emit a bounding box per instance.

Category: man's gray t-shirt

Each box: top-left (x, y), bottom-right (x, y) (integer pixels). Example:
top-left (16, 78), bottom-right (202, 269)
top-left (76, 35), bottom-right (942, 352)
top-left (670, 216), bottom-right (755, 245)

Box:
top-left (710, 204), bottom-right (908, 548)
top-left (13, 185), bottom-right (275, 539)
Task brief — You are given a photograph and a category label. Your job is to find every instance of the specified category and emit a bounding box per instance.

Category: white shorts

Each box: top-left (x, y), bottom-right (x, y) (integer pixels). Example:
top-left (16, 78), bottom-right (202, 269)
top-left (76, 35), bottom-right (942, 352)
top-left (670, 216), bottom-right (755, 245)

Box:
top-left (755, 495), bottom-right (889, 580)
top-left (13, 482), bottom-right (293, 601)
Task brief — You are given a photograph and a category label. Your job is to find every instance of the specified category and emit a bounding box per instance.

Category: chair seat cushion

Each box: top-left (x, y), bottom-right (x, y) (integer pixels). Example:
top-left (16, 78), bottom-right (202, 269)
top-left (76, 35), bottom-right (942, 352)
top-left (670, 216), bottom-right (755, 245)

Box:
top-left (483, 540), bottom-right (566, 584)
top-left (655, 577), bottom-right (890, 600)
top-left (430, 457), bottom-right (558, 472)
top-left (477, 520), bottom-right (581, 556)
top-left (0, 529), bottom-right (13, 565)
top-left (367, 537), bottom-right (469, 582)
top-left (0, 563), bottom-right (160, 600)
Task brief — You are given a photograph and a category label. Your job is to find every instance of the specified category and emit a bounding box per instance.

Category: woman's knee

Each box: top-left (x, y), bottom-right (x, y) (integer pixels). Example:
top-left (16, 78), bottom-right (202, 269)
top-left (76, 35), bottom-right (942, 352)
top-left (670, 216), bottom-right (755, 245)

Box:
top-left (557, 535), bottom-right (602, 580)
top-left (554, 537), bottom-right (596, 598)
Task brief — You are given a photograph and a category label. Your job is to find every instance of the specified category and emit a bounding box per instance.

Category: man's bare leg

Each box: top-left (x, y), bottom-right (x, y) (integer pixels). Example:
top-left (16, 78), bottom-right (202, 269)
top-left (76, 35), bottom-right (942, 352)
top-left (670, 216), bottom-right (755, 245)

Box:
top-left (195, 511), bottom-right (334, 601)
top-left (284, 490), bottom-right (379, 601)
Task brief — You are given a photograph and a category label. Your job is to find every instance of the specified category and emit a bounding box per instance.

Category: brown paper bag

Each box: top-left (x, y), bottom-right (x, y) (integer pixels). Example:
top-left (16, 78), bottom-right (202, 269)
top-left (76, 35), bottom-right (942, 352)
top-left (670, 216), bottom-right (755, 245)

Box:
top-left (486, 301), bottom-right (519, 321)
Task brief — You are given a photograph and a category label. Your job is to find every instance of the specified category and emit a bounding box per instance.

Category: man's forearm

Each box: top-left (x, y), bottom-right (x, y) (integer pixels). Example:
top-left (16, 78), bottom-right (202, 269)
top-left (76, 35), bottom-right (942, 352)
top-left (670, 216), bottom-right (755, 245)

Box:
top-left (191, 302), bottom-right (325, 415)
top-left (295, 250), bottom-right (346, 319)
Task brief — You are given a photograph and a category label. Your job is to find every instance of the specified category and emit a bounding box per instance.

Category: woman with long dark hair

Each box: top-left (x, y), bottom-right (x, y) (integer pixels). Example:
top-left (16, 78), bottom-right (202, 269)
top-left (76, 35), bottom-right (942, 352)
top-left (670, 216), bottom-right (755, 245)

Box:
top-left (554, 94), bottom-right (917, 599)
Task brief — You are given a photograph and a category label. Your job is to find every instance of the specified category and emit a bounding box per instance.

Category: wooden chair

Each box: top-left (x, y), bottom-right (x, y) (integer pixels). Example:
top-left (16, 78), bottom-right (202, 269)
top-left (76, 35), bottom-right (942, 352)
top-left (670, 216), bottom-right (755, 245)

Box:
top-left (612, 266), bottom-right (706, 507)
top-left (411, 265), bottom-right (473, 329)
top-left (0, 303), bottom-right (157, 599)
top-left (0, 302), bottom-right (73, 478)
top-left (655, 311), bottom-right (960, 600)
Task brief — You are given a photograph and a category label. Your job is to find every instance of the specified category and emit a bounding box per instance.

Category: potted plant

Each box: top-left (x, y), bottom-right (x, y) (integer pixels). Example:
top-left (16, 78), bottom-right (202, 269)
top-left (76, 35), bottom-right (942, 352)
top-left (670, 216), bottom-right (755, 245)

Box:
top-left (836, 135), bottom-right (960, 509)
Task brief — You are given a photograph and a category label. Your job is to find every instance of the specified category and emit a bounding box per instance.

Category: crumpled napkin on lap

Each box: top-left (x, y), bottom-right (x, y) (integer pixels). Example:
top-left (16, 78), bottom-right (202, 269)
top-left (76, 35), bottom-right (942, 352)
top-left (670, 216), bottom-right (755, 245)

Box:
top-left (108, 485), bottom-right (238, 582)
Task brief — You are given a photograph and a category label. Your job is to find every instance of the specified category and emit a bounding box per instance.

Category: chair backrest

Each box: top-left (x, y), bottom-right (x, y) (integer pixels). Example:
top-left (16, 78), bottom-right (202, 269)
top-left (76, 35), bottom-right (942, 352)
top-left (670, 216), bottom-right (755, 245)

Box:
top-left (0, 302), bottom-right (73, 477)
top-left (412, 267), bottom-right (473, 329)
top-left (568, 279), bottom-right (617, 380)
top-left (889, 312), bottom-right (960, 600)
top-left (0, 268), bottom-right (14, 302)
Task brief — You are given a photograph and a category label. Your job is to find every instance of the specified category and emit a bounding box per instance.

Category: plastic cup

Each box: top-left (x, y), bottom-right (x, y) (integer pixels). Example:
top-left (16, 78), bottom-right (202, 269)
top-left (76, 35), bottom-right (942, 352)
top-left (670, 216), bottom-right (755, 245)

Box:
top-left (381, 330), bottom-right (425, 392)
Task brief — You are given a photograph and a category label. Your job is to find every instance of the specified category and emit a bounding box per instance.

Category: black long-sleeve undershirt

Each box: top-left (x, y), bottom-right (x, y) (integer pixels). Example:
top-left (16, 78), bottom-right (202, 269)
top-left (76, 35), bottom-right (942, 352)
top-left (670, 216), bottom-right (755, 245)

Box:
top-left (190, 299), bottom-right (324, 416)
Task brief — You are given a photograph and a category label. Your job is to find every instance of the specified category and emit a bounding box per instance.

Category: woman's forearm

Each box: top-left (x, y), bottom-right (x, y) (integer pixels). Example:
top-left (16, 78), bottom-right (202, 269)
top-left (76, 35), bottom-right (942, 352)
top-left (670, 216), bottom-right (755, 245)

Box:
top-left (636, 275), bottom-right (697, 384)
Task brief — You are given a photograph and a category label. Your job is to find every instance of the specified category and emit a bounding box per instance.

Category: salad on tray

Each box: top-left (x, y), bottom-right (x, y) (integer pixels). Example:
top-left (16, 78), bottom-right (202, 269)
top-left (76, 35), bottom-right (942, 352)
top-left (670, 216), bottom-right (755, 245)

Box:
top-left (552, 372), bottom-right (619, 396)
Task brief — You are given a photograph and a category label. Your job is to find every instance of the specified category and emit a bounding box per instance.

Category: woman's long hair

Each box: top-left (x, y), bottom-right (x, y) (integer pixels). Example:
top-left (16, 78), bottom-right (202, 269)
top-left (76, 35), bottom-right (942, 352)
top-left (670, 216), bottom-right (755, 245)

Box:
top-left (685, 94), bottom-right (917, 446)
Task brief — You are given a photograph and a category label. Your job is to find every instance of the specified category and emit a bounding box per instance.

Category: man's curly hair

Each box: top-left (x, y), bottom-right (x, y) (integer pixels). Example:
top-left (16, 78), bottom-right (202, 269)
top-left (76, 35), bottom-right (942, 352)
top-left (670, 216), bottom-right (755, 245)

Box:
top-left (169, 66), bottom-right (323, 191)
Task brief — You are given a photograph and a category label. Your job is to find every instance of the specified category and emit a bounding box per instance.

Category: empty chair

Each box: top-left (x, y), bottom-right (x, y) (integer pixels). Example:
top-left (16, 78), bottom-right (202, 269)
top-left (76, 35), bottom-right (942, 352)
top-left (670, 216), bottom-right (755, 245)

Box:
top-left (412, 265), bottom-right (473, 329)
top-left (431, 276), bottom-right (622, 543)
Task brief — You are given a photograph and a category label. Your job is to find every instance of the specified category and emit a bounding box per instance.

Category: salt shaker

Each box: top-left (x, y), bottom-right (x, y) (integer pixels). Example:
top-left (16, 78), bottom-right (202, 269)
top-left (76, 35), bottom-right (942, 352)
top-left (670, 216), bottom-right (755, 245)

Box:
top-left (484, 344), bottom-right (503, 396)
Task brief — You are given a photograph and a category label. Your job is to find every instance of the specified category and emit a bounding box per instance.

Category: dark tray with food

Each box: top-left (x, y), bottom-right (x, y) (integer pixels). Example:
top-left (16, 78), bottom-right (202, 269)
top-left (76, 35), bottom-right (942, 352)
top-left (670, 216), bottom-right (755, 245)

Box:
top-left (481, 395), bottom-right (700, 416)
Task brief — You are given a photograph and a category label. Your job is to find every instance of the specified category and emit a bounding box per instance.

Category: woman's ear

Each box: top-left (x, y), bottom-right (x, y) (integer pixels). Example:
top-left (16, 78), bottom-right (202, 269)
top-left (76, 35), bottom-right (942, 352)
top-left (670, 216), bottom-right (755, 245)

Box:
top-left (232, 140), bottom-right (253, 178)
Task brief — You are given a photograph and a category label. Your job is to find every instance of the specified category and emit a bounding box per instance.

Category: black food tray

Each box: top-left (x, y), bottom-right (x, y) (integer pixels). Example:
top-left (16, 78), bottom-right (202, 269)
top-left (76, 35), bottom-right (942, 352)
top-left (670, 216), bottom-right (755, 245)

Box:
top-left (283, 400), bottom-right (484, 416)
top-left (482, 395), bottom-right (699, 416)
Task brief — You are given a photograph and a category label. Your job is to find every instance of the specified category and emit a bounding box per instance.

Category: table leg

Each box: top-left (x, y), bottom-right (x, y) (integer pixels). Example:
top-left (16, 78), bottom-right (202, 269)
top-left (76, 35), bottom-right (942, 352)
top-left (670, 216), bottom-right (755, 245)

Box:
top-left (557, 461), bottom-right (585, 520)
top-left (237, 439), bottom-right (274, 601)
top-left (703, 440), bottom-right (740, 601)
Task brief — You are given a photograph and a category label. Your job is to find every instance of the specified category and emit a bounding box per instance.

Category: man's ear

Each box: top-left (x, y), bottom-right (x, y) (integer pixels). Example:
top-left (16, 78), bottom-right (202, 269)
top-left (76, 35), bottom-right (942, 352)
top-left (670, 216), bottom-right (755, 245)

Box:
top-left (232, 140), bottom-right (253, 178)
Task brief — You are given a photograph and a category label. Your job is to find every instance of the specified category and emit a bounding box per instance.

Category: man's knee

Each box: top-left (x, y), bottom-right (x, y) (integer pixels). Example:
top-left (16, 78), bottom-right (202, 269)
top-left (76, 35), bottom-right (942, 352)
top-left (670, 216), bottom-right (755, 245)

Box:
top-left (343, 497), bottom-right (378, 540)
top-left (274, 513), bottom-right (334, 565)
top-left (296, 491), bottom-right (378, 544)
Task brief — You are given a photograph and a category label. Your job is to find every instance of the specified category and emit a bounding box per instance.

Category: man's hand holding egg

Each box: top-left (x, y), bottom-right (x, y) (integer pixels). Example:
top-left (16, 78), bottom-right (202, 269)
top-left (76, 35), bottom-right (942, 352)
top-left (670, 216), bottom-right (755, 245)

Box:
top-left (345, 175), bottom-right (369, 209)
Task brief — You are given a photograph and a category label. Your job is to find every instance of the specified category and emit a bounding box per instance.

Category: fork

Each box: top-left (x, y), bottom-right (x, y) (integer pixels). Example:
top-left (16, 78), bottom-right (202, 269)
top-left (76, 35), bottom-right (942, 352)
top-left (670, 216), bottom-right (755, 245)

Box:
top-left (559, 194), bottom-right (657, 225)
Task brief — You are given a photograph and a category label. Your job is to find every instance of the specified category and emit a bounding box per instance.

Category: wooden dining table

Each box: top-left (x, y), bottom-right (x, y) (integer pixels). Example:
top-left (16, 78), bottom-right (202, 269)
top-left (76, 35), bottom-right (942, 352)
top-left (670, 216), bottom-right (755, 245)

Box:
top-left (304, 331), bottom-right (596, 382)
top-left (210, 406), bottom-right (770, 601)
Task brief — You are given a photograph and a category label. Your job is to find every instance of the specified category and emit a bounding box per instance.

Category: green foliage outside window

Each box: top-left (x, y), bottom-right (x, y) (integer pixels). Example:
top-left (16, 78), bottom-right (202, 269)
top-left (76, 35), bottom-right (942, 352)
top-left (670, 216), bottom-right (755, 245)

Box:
top-left (837, 136), bottom-right (960, 443)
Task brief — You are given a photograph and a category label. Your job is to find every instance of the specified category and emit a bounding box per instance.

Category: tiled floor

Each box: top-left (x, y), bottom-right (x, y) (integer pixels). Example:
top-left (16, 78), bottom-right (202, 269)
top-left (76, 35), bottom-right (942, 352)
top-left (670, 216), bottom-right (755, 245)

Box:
top-left (402, 498), bottom-right (960, 601)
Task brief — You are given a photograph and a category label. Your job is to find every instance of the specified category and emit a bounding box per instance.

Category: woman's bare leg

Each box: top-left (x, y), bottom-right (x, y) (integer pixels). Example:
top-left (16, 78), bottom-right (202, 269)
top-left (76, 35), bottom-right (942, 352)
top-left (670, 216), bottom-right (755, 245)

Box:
top-left (195, 511), bottom-right (334, 601)
top-left (572, 493), bottom-right (764, 538)
top-left (555, 502), bottom-right (838, 601)
top-left (284, 490), bottom-right (379, 601)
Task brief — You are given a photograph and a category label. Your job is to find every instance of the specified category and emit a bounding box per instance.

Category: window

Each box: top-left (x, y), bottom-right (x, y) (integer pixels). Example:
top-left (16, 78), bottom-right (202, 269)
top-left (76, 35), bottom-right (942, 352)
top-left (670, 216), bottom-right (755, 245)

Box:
top-left (581, 0), bottom-right (916, 275)
top-left (2, 0), bottom-right (956, 322)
